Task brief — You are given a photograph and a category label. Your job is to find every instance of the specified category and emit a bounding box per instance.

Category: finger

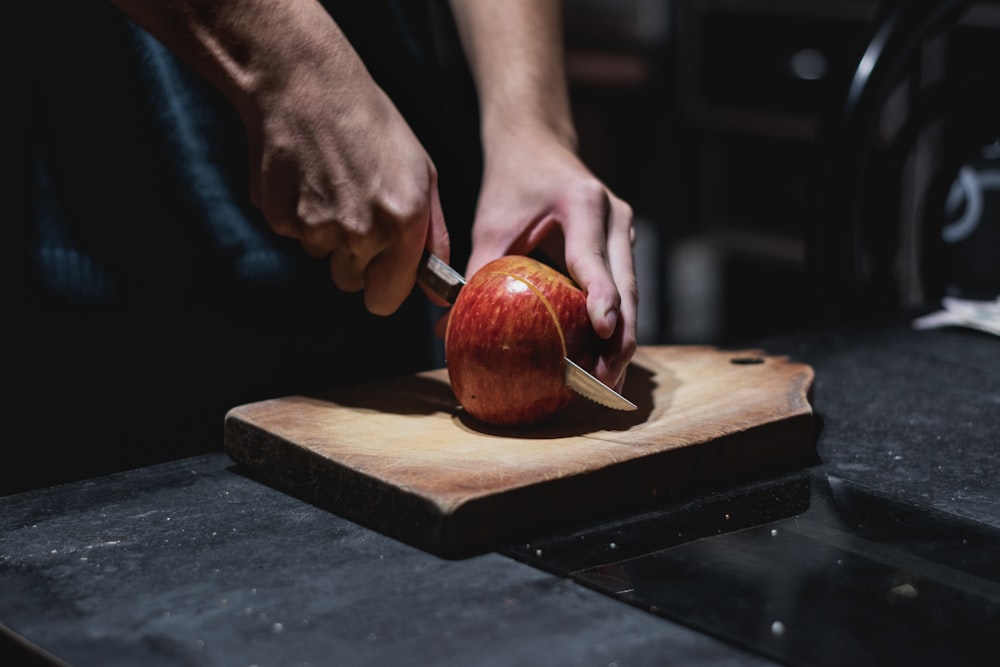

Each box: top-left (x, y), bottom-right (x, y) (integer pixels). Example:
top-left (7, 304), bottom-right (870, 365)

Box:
top-left (464, 228), bottom-right (510, 283)
top-left (419, 188), bottom-right (455, 309)
top-left (560, 189), bottom-right (620, 341)
top-left (299, 218), bottom-right (344, 260)
top-left (594, 197), bottom-right (638, 390)
top-left (253, 152), bottom-right (305, 241)
top-left (362, 207), bottom-right (431, 317)
top-left (426, 186), bottom-right (450, 264)
top-left (328, 247), bottom-right (366, 293)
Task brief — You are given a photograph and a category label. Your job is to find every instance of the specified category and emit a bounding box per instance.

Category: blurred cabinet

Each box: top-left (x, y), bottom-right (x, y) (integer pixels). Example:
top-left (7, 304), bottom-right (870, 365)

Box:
top-left (563, 0), bottom-right (675, 223)
top-left (561, 0), bottom-right (1000, 344)
top-left (674, 0), bottom-right (1000, 341)
top-left (674, 0), bottom-right (881, 341)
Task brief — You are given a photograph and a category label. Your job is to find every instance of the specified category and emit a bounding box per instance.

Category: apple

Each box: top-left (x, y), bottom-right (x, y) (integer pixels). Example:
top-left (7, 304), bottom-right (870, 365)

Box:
top-left (444, 255), bottom-right (600, 426)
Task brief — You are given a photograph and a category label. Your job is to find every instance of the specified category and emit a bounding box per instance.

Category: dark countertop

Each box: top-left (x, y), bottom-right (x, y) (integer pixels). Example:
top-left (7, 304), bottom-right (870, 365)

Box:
top-left (756, 314), bottom-right (999, 528)
top-left (2, 313), bottom-right (998, 666)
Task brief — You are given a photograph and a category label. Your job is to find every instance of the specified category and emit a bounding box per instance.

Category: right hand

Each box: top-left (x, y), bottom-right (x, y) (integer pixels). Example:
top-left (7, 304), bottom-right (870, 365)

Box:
top-left (240, 17), bottom-right (450, 315)
top-left (111, 0), bottom-right (451, 315)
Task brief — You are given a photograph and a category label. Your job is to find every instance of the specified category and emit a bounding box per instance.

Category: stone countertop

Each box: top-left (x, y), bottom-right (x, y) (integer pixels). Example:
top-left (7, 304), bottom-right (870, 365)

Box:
top-left (2, 314), bottom-right (997, 666)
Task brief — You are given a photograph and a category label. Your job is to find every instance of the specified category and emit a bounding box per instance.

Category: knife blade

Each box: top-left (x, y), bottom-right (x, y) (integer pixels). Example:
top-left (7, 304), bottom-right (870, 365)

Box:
top-left (417, 250), bottom-right (637, 412)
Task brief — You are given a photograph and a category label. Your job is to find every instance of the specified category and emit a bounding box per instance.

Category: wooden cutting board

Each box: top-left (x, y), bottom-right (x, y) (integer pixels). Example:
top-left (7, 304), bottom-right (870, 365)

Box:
top-left (224, 345), bottom-right (816, 557)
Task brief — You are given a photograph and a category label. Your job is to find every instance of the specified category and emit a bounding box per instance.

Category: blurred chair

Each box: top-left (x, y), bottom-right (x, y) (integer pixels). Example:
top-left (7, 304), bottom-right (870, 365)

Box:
top-left (808, 0), bottom-right (1000, 322)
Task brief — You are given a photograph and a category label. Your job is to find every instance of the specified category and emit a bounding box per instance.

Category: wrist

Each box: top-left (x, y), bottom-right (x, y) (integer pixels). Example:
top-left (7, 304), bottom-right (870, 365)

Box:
top-left (481, 110), bottom-right (578, 161)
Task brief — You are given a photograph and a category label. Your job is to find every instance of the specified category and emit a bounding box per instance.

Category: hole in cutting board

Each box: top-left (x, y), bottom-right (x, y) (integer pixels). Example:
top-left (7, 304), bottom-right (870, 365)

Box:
top-left (730, 356), bottom-right (765, 365)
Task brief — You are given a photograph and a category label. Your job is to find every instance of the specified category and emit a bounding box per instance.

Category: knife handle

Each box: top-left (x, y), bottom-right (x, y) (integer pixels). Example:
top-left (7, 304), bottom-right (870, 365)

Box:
top-left (417, 251), bottom-right (466, 305)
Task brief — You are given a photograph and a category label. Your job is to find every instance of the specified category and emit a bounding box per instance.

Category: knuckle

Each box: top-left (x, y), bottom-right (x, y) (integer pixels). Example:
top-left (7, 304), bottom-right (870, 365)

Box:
top-left (574, 179), bottom-right (611, 213)
top-left (616, 197), bottom-right (634, 221)
top-left (382, 191), bottom-right (429, 229)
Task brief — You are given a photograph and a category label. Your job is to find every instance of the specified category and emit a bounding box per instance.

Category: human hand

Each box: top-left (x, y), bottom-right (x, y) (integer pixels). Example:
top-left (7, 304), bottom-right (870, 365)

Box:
top-left (464, 128), bottom-right (638, 391)
top-left (244, 61), bottom-right (450, 315)
top-left (110, 0), bottom-right (451, 315)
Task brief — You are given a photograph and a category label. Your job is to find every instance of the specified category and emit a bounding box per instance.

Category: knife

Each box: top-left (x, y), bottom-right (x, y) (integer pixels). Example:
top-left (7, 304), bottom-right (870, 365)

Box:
top-left (418, 251), bottom-right (637, 411)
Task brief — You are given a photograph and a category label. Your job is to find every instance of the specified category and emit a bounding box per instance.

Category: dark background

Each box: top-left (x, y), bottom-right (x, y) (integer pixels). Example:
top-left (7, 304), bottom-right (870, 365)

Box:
top-left (562, 0), bottom-right (1000, 345)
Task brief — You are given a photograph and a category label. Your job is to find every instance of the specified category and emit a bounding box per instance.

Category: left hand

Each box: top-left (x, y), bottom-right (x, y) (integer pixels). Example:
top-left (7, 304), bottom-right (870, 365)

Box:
top-left (464, 127), bottom-right (638, 392)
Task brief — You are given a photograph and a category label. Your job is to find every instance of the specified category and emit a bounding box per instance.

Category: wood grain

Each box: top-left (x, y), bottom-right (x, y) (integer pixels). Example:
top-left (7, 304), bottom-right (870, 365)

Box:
top-left (224, 345), bottom-right (816, 557)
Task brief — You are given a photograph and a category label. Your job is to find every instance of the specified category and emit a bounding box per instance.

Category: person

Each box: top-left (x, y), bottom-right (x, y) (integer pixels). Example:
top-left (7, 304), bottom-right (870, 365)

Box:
top-left (11, 0), bottom-right (636, 493)
top-left (108, 0), bottom-right (637, 382)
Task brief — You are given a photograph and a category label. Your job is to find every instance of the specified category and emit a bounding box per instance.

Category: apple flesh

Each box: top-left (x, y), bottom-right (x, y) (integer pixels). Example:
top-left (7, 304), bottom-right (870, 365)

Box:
top-left (444, 255), bottom-right (599, 426)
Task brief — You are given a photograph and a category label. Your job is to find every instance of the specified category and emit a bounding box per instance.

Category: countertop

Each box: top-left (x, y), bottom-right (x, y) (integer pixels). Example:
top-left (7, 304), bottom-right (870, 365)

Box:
top-left (2, 313), bottom-right (998, 666)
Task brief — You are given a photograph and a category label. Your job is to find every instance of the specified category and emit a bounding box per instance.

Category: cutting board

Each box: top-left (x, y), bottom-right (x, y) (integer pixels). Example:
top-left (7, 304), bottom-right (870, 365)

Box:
top-left (224, 345), bottom-right (816, 557)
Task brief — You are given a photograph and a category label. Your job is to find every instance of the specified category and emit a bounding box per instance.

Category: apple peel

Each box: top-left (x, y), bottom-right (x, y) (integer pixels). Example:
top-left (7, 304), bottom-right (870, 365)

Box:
top-left (444, 255), bottom-right (599, 426)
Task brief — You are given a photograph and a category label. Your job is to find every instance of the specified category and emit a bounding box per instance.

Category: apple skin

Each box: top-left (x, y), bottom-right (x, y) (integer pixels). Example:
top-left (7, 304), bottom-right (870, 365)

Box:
top-left (444, 255), bottom-right (599, 426)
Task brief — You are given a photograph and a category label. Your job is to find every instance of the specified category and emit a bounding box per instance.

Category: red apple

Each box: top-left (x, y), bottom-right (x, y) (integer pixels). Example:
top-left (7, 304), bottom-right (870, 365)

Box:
top-left (444, 255), bottom-right (599, 426)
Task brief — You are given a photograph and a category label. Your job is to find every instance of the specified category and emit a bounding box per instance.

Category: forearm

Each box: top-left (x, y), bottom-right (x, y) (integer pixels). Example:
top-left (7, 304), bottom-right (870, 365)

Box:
top-left (109, 0), bottom-right (367, 122)
top-left (447, 0), bottom-right (577, 153)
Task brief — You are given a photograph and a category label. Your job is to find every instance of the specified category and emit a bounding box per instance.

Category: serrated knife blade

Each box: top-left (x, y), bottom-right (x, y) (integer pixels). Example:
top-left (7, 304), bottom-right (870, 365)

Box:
top-left (417, 250), bottom-right (637, 412)
top-left (563, 357), bottom-right (637, 411)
